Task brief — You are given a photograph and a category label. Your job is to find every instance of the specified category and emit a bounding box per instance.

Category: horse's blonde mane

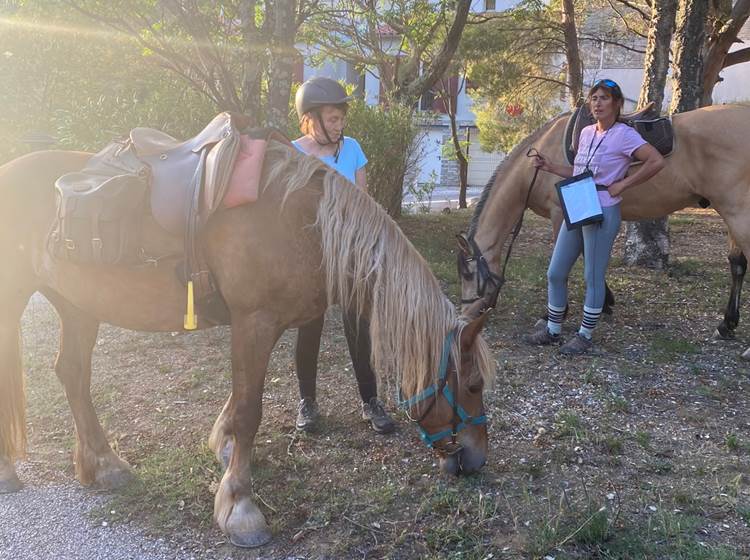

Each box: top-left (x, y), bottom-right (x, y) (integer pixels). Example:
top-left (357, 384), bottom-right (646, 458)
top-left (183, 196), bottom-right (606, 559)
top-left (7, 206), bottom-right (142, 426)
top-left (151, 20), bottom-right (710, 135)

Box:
top-left (263, 142), bottom-right (495, 397)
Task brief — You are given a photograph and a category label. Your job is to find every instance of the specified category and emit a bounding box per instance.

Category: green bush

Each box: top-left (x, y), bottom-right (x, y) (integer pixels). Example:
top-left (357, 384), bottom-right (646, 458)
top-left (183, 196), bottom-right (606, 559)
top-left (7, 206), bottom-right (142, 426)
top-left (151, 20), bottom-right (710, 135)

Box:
top-left (344, 100), bottom-right (421, 217)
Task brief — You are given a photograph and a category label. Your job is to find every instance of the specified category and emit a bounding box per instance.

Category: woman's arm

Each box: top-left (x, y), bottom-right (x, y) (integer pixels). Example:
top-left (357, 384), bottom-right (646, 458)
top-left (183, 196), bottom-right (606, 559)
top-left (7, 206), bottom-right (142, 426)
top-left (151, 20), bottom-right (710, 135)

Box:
top-left (608, 144), bottom-right (665, 197)
top-left (531, 153), bottom-right (574, 179)
top-left (355, 167), bottom-right (368, 192)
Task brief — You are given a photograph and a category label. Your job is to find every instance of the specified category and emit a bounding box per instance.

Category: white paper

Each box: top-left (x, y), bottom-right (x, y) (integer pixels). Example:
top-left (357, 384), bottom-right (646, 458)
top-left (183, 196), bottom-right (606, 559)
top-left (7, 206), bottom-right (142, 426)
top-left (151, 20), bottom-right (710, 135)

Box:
top-left (560, 175), bottom-right (602, 224)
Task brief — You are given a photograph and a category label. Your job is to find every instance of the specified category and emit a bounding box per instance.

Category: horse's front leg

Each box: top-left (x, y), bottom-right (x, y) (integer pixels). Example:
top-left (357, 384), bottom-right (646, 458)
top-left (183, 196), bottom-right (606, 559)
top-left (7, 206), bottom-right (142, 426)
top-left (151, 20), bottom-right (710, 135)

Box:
top-left (209, 394), bottom-right (234, 469)
top-left (716, 235), bottom-right (746, 340)
top-left (214, 310), bottom-right (283, 548)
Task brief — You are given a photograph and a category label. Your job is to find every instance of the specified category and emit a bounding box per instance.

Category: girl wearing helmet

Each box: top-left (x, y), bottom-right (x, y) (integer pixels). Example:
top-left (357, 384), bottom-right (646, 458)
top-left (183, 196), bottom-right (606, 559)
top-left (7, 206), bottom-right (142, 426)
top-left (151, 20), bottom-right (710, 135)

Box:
top-left (292, 76), bottom-right (395, 434)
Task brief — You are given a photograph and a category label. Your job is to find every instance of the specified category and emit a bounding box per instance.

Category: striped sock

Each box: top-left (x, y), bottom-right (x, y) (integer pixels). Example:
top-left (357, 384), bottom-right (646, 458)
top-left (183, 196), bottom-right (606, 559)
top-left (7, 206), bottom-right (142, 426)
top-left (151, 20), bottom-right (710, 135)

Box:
top-left (546, 304), bottom-right (565, 335)
top-left (579, 306), bottom-right (602, 339)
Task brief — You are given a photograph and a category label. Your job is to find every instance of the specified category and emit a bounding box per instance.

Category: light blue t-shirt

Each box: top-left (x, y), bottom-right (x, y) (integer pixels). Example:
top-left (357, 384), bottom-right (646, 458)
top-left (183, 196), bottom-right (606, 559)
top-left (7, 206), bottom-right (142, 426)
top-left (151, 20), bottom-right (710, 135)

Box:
top-left (292, 136), bottom-right (368, 183)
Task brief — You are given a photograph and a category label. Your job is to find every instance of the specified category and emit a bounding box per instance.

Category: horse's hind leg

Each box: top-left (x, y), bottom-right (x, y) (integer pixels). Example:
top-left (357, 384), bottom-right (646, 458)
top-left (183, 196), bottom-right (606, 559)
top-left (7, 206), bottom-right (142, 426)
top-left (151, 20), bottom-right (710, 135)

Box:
top-left (715, 235), bottom-right (746, 340)
top-left (0, 291), bottom-right (33, 493)
top-left (44, 290), bottom-right (133, 488)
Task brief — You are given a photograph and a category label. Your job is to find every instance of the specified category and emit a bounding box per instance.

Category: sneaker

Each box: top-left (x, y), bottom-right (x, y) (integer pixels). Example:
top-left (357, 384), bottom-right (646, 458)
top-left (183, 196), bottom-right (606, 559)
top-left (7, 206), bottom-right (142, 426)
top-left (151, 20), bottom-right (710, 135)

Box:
top-left (362, 398), bottom-right (396, 434)
top-left (523, 326), bottom-right (561, 346)
top-left (295, 398), bottom-right (320, 432)
top-left (559, 333), bottom-right (593, 355)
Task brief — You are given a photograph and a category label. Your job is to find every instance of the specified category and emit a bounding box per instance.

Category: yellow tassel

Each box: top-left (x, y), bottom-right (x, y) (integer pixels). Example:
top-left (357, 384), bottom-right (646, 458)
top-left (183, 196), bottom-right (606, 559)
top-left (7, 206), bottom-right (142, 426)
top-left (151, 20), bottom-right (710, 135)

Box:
top-left (184, 280), bottom-right (197, 330)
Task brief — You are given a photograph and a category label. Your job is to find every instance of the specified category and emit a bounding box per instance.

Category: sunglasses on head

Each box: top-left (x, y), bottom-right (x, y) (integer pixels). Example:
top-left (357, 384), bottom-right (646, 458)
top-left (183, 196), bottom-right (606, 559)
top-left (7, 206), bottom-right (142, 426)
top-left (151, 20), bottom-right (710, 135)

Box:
top-left (594, 79), bottom-right (620, 91)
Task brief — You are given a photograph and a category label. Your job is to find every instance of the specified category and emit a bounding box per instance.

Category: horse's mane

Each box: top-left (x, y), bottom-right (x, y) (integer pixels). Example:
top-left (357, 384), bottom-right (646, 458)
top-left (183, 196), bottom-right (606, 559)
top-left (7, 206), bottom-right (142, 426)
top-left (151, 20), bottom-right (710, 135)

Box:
top-left (468, 113), bottom-right (569, 238)
top-left (262, 142), bottom-right (495, 397)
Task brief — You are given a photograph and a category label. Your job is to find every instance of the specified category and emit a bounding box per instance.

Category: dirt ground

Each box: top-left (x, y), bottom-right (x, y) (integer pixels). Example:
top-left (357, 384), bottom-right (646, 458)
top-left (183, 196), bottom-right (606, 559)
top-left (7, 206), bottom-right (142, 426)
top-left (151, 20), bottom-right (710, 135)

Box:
top-left (15, 208), bottom-right (750, 559)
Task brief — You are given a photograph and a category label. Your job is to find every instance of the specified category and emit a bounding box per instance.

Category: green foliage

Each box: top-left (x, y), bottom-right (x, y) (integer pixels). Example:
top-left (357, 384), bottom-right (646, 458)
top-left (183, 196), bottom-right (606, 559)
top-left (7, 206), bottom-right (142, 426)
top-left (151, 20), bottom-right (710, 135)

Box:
top-left (460, 1), bottom-right (566, 152)
top-left (0, 3), bottom-right (217, 162)
top-left (344, 99), bottom-right (422, 216)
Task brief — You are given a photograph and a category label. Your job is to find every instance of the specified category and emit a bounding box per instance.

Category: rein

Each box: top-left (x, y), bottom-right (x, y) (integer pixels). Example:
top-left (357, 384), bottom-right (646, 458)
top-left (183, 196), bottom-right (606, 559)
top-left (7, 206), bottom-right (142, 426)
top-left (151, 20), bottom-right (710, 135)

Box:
top-left (459, 147), bottom-right (542, 309)
top-left (398, 330), bottom-right (487, 455)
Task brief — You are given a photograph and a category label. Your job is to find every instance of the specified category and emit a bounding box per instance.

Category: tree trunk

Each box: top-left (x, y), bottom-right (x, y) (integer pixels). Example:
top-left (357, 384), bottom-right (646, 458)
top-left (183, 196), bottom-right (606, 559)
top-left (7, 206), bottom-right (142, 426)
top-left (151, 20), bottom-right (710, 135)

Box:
top-left (670, 0), bottom-right (709, 114)
top-left (447, 108), bottom-right (469, 209)
top-left (392, 0), bottom-right (471, 104)
top-left (239, 0), bottom-right (265, 123)
top-left (625, 0), bottom-right (677, 269)
top-left (267, 0), bottom-right (297, 129)
top-left (561, 0), bottom-right (583, 107)
top-left (701, 0), bottom-right (750, 106)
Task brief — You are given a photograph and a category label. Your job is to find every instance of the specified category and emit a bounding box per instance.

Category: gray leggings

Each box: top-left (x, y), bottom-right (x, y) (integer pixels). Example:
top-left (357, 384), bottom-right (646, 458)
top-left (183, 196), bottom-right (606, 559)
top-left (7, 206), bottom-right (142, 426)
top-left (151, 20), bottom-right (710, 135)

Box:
top-left (548, 204), bottom-right (622, 311)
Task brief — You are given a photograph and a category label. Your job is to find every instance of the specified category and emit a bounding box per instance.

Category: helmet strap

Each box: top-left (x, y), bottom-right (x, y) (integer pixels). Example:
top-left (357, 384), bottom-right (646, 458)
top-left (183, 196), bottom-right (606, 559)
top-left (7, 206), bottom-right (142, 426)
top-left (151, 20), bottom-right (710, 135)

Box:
top-left (313, 110), bottom-right (343, 162)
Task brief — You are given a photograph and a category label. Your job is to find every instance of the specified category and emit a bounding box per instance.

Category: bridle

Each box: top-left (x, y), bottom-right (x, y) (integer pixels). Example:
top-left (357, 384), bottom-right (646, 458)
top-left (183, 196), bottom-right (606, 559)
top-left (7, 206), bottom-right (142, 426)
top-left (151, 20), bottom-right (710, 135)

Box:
top-left (458, 147), bottom-right (543, 309)
top-left (398, 330), bottom-right (487, 456)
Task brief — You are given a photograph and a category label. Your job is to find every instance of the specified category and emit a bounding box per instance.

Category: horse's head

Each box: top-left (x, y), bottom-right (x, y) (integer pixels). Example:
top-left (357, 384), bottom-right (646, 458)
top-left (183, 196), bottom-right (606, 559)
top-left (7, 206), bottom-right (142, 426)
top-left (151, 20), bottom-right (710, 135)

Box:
top-left (456, 233), bottom-right (502, 315)
top-left (402, 302), bottom-right (493, 476)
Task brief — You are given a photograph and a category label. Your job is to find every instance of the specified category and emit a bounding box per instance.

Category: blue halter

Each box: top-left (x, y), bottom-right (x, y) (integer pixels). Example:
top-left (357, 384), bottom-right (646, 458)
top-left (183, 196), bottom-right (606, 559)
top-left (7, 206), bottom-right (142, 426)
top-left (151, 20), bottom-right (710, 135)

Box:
top-left (398, 330), bottom-right (488, 449)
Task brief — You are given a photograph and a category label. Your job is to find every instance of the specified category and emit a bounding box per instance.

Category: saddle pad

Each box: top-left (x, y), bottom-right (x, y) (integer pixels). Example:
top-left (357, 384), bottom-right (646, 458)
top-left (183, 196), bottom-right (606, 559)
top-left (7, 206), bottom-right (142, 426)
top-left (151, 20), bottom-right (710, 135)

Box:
top-left (223, 136), bottom-right (271, 208)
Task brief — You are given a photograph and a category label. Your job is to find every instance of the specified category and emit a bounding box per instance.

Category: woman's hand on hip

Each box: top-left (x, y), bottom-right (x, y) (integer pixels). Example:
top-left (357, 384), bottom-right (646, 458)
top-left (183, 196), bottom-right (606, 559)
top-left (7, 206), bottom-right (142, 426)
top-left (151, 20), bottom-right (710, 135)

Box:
top-left (608, 180), bottom-right (627, 197)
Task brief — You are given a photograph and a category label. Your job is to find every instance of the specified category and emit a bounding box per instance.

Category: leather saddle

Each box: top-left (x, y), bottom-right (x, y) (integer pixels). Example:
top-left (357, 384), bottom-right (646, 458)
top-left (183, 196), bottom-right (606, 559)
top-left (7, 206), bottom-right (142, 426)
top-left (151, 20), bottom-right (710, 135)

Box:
top-left (563, 101), bottom-right (673, 165)
top-left (53, 112), bottom-right (291, 327)
top-left (132, 112), bottom-right (248, 237)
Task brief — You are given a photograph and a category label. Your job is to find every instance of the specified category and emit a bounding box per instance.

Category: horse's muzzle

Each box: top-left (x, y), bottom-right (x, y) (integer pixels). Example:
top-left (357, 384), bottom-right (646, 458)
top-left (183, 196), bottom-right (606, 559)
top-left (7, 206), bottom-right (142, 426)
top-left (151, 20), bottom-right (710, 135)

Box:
top-left (439, 444), bottom-right (487, 476)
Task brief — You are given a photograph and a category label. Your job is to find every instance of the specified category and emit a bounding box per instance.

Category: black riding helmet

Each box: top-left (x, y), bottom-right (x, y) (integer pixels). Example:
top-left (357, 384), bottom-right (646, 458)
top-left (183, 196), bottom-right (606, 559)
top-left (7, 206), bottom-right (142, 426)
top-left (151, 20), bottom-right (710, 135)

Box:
top-left (295, 76), bottom-right (354, 118)
top-left (295, 77), bottom-right (354, 158)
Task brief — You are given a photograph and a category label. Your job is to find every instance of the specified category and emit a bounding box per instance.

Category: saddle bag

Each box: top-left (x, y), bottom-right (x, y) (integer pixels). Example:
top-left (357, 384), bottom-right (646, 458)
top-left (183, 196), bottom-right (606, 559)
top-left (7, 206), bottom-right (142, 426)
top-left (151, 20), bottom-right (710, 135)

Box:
top-left (51, 142), bottom-right (149, 265)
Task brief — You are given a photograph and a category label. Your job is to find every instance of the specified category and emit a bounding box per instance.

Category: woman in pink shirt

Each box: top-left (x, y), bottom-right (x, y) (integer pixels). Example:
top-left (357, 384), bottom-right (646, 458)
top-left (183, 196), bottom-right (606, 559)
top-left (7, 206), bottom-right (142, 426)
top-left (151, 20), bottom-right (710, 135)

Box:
top-left (525, 79), bottom-right (666, 354)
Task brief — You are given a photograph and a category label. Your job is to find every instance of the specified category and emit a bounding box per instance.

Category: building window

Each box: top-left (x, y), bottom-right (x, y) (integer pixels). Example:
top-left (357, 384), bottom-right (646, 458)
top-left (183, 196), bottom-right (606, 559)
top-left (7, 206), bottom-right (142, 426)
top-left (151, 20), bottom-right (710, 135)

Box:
top-left (484, 0), bottom-right (496, 11)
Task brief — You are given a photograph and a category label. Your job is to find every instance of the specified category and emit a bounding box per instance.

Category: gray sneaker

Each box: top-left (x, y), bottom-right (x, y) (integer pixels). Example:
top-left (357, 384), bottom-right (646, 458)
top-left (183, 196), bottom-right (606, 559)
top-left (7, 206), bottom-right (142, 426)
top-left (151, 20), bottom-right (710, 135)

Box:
top-left (295, 398), bottom-right (320, 432)
top-left (362, 398), bottom-right (396, 434)
top-left (559, 333), bottom-right (593, 355)
top-left (523, 326), bottom-right (561, 346)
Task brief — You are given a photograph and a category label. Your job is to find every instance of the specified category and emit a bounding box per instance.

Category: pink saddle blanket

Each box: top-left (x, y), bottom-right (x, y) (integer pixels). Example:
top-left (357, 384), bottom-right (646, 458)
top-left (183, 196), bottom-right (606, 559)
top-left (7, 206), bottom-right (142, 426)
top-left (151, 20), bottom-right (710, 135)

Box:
top-left (222, 135), bottom-right (267, 209)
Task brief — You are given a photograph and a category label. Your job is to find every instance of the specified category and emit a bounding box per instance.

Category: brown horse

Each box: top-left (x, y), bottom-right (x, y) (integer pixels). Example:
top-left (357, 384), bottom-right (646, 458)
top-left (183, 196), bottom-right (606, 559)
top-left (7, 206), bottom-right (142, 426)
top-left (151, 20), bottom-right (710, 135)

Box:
top-left (457, 103), bottom-right (750, 355)
top-left (0, 143), bottom-right (495, 547)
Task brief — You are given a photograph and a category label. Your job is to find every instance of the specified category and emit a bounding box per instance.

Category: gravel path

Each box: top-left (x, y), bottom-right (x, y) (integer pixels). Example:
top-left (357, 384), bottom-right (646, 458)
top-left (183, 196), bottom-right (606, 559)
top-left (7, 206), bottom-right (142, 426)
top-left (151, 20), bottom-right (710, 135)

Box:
top-left (0, 465), bottom-right (197, 560)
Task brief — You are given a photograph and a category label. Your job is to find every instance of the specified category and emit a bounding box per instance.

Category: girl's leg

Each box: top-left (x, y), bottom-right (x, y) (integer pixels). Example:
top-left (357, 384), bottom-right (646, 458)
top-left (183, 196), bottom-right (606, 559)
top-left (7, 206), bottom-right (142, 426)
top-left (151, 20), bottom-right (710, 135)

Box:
top-left (294, 315), bottom-right (324, 430)
top-left (579, 204), bottom-right (622, 338)
top-left (545, 225), bottom-right (584, 334)
top-left (342, 311), bottom-right (395, 434)
top-left (295, 315), bottom-right (324, 399)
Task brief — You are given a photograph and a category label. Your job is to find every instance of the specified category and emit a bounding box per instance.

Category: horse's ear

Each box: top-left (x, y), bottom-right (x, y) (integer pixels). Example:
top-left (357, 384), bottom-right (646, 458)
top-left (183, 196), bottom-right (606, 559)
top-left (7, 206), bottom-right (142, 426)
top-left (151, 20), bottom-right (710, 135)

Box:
top-left (456, 233), bottom-right (471, 255)
top-left (460, 302), bottom-right (489, 352)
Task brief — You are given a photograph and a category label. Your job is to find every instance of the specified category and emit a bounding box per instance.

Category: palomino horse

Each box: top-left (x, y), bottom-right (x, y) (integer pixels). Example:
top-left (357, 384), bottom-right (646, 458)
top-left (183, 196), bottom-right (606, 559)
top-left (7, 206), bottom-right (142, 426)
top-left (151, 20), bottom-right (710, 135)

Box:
top-left (457, 103), bottom-right (750, 355)
top-left (0, 143), bottom-right (495, 547)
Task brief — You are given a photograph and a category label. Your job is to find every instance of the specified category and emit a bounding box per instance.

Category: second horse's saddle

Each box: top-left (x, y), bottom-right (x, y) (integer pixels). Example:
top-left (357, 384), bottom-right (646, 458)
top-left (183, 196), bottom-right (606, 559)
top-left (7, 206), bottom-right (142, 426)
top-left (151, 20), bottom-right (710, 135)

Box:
top-left (563, 101), bottom-right (674, 165)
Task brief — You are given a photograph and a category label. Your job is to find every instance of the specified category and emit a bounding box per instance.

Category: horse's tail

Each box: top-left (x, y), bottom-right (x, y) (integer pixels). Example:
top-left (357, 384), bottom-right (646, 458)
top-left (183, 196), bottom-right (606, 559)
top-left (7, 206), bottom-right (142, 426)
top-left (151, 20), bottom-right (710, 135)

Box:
top-left (0, 323), bottom-right (26, 460)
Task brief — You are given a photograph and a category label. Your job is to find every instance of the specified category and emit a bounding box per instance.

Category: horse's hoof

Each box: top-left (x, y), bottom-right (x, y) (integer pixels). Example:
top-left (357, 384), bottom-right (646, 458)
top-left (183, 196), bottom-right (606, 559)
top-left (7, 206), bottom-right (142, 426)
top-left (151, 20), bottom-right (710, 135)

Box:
top-left (94, 465), bottom-right (135, 490)
top-left (714, 327), bottom-right (735, 341)
top-left (225, 497), bottom-right (272, 548)
top-left (0, 473), bottom-right (23, 494)
top-left (229, 527), bottom-right (272, 548)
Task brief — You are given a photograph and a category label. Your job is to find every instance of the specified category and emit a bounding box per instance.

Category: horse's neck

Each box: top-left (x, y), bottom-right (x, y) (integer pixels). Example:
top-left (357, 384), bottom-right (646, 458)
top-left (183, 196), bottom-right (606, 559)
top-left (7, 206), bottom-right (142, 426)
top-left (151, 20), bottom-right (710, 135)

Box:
top-left (474, 164), bottom-right (534, 257)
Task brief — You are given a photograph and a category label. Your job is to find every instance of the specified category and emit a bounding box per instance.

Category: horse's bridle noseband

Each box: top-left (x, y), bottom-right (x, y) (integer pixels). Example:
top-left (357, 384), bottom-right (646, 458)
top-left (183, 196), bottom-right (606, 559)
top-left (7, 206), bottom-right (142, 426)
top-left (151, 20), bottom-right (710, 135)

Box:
top-left (458, 147), bottom-right (543, 310)
top-left (457, 235), bottom-right (504, 308)
top-left (398, 330), bottom-right (487, 456)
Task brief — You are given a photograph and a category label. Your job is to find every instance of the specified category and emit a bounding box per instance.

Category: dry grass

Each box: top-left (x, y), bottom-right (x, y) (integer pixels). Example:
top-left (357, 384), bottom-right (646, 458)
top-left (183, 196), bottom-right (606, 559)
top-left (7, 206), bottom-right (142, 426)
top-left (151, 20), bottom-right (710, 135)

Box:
top-left (17, 208), bottom-right (750, 559)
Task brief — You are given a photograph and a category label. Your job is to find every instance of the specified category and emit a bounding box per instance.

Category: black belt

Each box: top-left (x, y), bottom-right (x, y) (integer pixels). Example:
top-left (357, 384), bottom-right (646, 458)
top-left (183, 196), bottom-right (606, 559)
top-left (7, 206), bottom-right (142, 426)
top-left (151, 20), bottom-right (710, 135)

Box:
top-left (595, 184), bottom-right (609, 191)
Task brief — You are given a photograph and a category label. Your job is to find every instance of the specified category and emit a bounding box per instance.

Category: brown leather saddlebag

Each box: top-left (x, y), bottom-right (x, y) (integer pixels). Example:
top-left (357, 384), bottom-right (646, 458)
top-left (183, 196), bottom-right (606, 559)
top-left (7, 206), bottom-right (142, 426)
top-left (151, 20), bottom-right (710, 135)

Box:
top-left (51, 142), bottom-right (149, 265)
